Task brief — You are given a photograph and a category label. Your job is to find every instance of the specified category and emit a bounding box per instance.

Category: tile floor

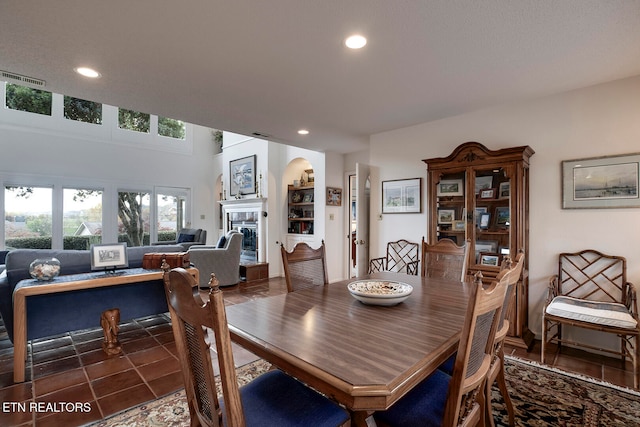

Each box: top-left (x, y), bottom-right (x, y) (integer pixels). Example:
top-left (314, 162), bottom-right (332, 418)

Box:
top-left (0, 276), bottom-right (636, 426)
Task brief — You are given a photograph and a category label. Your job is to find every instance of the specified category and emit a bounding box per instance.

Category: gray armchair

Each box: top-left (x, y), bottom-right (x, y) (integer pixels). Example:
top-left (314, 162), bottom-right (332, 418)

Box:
top-left (187, 230), bottom-right (243, 288)
top-left (153, 228), bottom-right (207, 251)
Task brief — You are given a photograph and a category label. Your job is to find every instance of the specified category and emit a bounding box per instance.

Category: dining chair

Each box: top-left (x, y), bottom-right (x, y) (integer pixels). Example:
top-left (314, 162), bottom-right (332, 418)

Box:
top-left (485, 251), bottom-right (525, 427)
top-left (421, 237), bottom-right (470, 282)
top-left (280, 240), bottom-right (328, 292)
top-left (162, 266), bottom-right (350, 427)
top-left (374, 270), bottom-right (509, 427)
top-left (369, 239), bottom-right (419, 275)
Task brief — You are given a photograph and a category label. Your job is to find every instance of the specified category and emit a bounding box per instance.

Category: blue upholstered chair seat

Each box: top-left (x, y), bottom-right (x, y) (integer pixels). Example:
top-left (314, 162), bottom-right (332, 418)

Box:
top-left (221, 369), bottom-right (349, 427)
top-left (375, 369), bottom-right (451, 427)
top-left (438, 353), bottom-right (456, 376)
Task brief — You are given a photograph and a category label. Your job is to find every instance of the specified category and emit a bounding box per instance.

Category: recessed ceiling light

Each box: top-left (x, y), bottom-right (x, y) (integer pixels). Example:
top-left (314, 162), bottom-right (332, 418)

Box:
top-left (345, 34), bottom-right (367, 49)
top-left (298, 129), bottom-right (310, 135)
top-left (74, 67), bottom-right (101, 78)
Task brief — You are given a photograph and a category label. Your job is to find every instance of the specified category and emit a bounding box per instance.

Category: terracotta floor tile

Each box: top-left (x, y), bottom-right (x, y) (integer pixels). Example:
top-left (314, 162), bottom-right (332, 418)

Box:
top-left (120, 336), bottom-right (158, 354)
top-left (137, 356), bottom-right (180, 382)
top-left (153, 330), bottom-right (175, 345)
top-left (90, 369), bottom-right (144, 398)
top-left (74, 338), bottom-right (103, 354)
top-left (84, 356), bottom-right (133, 381)
top-left (35, 383), bottom-right (94, 419)
top-left (0, 381), bottom-right (32, 404)
top-left (31, 345), bottom-right (77, 365)
top-left (127, 345), bottom-right (172, 367)
top-left (35, 403), bottom-right (101, 427)
top-left (0, 402), bottom-right (34, 426)
top-left (117, 328), bottom-right (150, 343)
top-left (69, 329), bottom-right (103, 343)
top-left (33, 367), bottom-right (86, 397)
top-left (146, 370), bottom-right (184, 397)
top-left (32, 355), bottom-right (82, 380)
top-left (97, 383), bottom-right (155, 418)
top-left (31, 336), bottom-right (73, 353)
top-left (79, 348), bottom-right (115, 367)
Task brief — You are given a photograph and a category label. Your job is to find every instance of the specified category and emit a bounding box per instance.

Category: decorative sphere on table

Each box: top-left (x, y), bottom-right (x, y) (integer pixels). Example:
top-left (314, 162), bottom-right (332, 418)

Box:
top-left (29, 258), bottom-right (61, 281)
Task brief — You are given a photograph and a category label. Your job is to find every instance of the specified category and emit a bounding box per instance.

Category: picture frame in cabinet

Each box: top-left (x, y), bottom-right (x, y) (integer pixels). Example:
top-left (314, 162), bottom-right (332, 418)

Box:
top-left (495, 206), bottom-right (510, 226)
top-left (382, 178), bottom-right (422, 213)
top-left (478, 188), bottom-right (496, 199)
top-left (475, 240), bottom-right (498, 263)
top-left (303, 193), bottom-right (313, 203)
top-left (229, 155), bottom-right (256, 196)
top-left (474, 207), bottom-right (488, 226)
top-left (475, 175), bottom-right (493, 194)
top-left (478, 212), bottom-right (491, 229)
top-left (437, 179), bottom-right (464, 197)
top-left (479, 253), bottom-right (500, 267)
top-left (326, 187), bottom-right (342, 206)
top-left (452, 220), bottom-right (466, 231)
top-left (437, 208), bottom-right (455, 224)
top-left (498, 181), bottom-right (510, 199)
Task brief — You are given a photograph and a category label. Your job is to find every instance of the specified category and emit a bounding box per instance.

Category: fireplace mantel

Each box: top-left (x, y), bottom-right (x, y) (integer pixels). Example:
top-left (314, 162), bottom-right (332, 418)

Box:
top-left (220, 198), bottom-right (267, 262)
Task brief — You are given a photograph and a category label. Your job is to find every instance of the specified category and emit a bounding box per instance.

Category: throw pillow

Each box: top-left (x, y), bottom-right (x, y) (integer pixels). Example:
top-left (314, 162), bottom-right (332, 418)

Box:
top-left (216, 235), bottom-right (227, 248)
top-left (177, 233), bottom-right (196, 243)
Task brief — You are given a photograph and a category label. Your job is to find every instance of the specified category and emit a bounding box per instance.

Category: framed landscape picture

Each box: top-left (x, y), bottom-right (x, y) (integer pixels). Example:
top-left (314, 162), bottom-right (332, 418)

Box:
top-left (382, 178), bottom-right (422, 213)
top-left (437, 179), bottom-right (463, 197)
top-left (562, 153), bottom-right (640, 208)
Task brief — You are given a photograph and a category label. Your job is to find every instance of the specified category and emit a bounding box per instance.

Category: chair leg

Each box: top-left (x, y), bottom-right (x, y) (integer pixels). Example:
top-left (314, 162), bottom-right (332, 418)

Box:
top-left (495, 350), bottom-right (515, 426)
top-left (635, 334), bottom-right (639, 390)
top-left (541, 317), bottom-right (547, 364)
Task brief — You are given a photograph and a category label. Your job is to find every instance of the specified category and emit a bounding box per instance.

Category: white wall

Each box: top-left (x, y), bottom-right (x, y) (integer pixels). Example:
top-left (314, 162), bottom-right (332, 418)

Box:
top-left (0, 99), bottom-right (218, 245)
top-left (369, 75), bottom-right (640, 345)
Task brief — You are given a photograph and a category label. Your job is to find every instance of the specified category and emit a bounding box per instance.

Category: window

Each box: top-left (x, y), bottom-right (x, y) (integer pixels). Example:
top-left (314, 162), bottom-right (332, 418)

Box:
top-left (158, 117), bottom-right (186, 140)
top-left (63, 96), bottom-right (102, 124)
top-left (157, 190), bottom-right (187, 242)
top-left (5, 83), bottom-right (52, 116)
top-left (117, 191), bottom-right (150, 246)
top-left (63, 188), bottom-right (103, 248)
top-left (4, 186), bottom-right (53, 249)
top-left (118, 108), bottom-right (150, 133)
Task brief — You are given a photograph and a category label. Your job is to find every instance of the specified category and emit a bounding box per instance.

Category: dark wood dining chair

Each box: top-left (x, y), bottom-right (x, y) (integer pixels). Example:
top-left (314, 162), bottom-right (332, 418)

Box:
top-left (280, 240), bottom-right (328, 292)
top-left (162, 266), bottom-right (350, 427)
top-left (374, 270), bottom-right (509, 427)
top-left (369, 239), bottom-right (419, 275)
top-left (421, 237), bottom-right (470, 282)
top-left (485, 251), bottom-right (525, 427)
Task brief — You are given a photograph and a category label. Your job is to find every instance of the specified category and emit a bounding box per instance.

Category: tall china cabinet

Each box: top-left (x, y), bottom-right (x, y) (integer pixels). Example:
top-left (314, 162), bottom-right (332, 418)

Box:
top-left (424, 141), bottom-right (535, 349)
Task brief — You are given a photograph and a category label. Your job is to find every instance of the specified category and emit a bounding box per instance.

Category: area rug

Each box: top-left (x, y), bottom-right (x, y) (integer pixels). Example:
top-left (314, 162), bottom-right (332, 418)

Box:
top-left (93, 356), bottom-right (640, 427)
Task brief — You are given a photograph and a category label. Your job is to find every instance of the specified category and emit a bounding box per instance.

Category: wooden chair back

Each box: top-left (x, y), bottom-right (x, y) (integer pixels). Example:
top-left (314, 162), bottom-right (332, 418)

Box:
top-left (496, 251), bottom-right (525, 336)
top-left (421, 237), bottom-right (470, 282)
top-left (444, 271), bottom-right (509, 427)
top-left (280, 240), bottom-right (329, 292)
top-left (557, 249), bottom-right (627, 303)
top-left (163, 267), bottom-right (244, 427)
top-left (369, 239), bottom-right (419, 275)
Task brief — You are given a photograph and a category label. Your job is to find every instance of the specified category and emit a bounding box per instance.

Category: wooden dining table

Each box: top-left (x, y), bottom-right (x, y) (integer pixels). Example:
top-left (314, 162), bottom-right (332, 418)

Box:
top-left (225, 271), bottom-right (472, 426)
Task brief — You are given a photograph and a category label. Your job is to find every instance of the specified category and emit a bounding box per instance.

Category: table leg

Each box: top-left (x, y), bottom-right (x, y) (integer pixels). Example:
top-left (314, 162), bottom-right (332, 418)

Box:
top-left (13, 293), bottom-right (27, 383)
top-left (351, 410), bottom-right (376, 427)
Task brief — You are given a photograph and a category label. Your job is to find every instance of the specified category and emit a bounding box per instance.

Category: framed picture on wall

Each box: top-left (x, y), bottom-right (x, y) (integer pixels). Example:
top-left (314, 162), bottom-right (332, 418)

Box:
top-left (230, 155), bottom-right (256, 196)
top-left (382, 178), bottom-right (422, 213)
top-left (326, 187), bottom-right (342, 206)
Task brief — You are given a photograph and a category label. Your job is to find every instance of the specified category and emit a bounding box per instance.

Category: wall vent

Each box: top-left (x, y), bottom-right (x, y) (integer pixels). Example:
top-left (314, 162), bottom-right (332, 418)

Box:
top-left (0, 70), bottom-right (46, 87)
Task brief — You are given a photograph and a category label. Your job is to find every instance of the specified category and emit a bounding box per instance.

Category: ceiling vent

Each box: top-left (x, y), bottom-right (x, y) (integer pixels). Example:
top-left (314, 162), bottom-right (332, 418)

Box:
top-left (252, 132), bottom-right (272, 138)
top-left (0, 70), bottom-right (46, 87)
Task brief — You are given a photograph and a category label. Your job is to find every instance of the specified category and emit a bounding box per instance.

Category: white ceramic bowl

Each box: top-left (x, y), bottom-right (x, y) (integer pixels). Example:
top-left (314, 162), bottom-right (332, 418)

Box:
top-left (347, 280), bottom-right (413, 306)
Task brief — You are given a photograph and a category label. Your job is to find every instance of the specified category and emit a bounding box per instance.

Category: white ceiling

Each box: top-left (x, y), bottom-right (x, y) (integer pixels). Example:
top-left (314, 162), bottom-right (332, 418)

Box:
top-left (2, 1), bottom-right (640, 154)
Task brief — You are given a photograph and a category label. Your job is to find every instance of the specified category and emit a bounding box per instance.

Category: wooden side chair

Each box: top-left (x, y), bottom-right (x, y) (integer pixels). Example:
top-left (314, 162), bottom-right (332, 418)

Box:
top-left (374, 270), bottom-right (509, 427)
top-left (421, 237), bottom-right (470, 282)
top-left (369, 239), bottom-right (419, 275)
top-left (542, 249), bottom-right (639, 389)
top-left (280, 240), bottom-right (328, 292)
top-left (485, 251), bottom-right (525, 427)
top-left (162, 266), bottom-right (350, 427)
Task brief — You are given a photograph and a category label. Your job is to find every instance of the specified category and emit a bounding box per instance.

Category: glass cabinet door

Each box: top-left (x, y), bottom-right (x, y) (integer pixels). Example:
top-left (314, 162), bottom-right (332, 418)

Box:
top-left (434, 170), bottom-right (467, 244)
top-left (472, 167), bottom-right (511, 269)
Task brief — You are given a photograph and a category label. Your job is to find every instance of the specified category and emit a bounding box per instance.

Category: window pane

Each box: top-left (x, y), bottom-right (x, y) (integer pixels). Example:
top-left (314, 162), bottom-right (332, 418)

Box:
top-left (63, 96), bottom-right (103, 124)
top-left (117, 191), bottom-right (150, 246)
top-left (5, 83), bottom-right (52, 116)
top-left (118, 108), bottom-right (150, 133)
top-left (157, 193), bottom-right (186, 242)
top-left (4, 186), bottom-right (53, 249)
top-left (158, 117), bottom-right (185, 139)
top-left (63, 189), bottom-right (103, 249)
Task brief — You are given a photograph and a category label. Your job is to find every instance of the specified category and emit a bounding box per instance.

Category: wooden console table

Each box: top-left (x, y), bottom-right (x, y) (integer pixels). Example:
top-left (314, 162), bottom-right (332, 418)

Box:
top-left (12, 267), bottom-right (199, 382)
top-left (239, 262), bottom-right (269, 283)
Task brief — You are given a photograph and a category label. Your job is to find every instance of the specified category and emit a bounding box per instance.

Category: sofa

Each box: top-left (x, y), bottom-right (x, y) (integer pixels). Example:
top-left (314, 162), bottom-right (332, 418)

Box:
top-left (0, 244), bottom-right (184, 344)
top-left (152, 228), bottom-right (207, 250)
top-left (187, 230), bottom-right (243, 288)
